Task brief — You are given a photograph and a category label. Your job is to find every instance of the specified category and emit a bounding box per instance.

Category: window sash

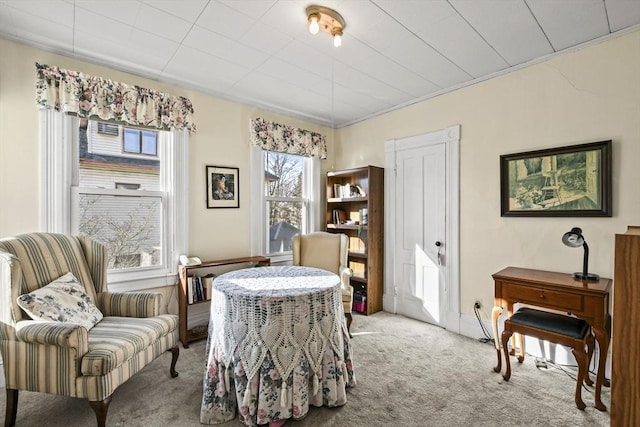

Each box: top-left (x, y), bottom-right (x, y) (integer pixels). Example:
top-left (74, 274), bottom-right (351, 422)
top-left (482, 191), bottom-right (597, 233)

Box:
top-left (264, 199), bottom-right (308, 256)
top-left (71, 187), bottom-right (165, 272)
top-left (250, 148), bottom-right (319, 261)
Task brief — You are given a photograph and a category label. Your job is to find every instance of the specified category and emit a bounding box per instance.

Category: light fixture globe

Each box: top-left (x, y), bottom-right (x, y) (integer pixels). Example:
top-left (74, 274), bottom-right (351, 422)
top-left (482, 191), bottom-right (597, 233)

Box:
top-left (562, 227), bottom-right (600, 281)
top-left (332, 29), bottom-right (342, 47)
top-left (308, 13), bottom-right (320, 34)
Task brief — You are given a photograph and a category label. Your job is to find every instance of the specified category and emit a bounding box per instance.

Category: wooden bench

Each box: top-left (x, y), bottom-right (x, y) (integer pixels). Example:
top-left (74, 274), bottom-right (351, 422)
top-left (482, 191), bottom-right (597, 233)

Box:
top-left (501, 307), bottom-right (595, 410)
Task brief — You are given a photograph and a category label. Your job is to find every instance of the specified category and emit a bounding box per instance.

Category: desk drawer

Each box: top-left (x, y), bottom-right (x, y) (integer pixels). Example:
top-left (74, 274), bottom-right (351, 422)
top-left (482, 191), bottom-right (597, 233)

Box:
top-left (505, 283), bottom-right (583, 312)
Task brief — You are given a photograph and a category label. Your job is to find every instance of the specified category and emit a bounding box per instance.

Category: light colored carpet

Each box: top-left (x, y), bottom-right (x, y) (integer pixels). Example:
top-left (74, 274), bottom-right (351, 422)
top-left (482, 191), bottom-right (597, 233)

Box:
top-left (1, 312), bottom-right (610, 426)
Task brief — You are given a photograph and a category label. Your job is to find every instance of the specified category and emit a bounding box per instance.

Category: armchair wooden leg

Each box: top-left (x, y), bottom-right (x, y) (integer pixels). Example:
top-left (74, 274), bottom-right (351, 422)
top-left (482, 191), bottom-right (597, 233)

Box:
top-left (5, 388), bottom-right (18, 427)
top-left (89, 396), bottom-right (111, 427)
top-left (345, 313), bottom-right (352, 331)
top-left (170, 344), bottom-right (180, 378)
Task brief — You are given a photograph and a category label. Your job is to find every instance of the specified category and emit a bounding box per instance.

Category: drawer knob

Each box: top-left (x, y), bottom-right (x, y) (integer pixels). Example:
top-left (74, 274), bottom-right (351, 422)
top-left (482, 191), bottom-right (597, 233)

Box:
top-left (539, 293), bottom-right (546, 299)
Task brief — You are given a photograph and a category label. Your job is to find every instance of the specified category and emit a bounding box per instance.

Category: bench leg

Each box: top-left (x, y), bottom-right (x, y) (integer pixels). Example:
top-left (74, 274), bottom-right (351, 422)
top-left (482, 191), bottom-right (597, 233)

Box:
top-left (571, 347), bottom-right (588, 410)
top-left (501, 328), bottom-right (514, 380)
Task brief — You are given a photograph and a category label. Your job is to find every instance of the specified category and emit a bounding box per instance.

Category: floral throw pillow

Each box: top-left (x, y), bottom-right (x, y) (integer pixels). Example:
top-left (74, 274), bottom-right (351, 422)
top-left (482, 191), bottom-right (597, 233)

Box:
top-left (17, 272), bottom-right (103, 330)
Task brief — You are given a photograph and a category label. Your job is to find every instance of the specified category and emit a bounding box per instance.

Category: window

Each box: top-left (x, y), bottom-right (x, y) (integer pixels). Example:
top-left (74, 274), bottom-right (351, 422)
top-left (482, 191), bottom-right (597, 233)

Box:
top-left (97, 122), bottom-right (119, 136)
top-left (77, 120), bottom-right (164, 271)
top-left (115, 182), bottom-right (141, 190)
top-left (251, 149), bottom-right (320, 259)
top-left (41, 111), bottom-right (188, 291)
top-left (124, 128), bottom-right (158, 156)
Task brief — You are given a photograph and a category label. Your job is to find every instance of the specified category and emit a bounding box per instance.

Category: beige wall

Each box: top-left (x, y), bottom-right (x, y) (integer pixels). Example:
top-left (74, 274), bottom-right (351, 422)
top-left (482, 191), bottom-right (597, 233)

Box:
top-left (336, 30), bottom-right (640, 316)
top-left (1, 31), bottom-right (639, 320)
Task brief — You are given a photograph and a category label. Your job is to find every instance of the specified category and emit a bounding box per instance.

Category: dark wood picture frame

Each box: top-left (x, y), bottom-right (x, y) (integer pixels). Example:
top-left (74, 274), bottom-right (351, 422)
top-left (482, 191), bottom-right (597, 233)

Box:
top-left (206, 165), bottom-right (239, 209)
top-left (500, 140), bottom-right (612, 217)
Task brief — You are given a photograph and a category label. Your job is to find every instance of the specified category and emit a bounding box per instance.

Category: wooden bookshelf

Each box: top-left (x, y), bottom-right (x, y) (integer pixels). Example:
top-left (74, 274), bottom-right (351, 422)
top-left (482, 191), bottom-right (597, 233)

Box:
top-left (325, 165), bottom-right (383, 315)
top-left (178, 256), bottom-right (270, 347)
top-left (612, 226), bottom-right (640, 426)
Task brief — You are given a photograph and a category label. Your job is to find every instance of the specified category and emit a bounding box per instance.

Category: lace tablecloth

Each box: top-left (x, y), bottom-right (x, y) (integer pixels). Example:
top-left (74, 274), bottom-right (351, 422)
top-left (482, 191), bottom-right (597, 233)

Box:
top-left (200, 266), bottom-right (356, 426)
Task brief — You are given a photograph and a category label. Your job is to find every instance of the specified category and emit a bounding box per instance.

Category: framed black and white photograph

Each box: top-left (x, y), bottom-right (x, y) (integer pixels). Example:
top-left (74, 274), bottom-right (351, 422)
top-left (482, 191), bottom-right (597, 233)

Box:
top-left (500, 140), bottom-right (612, 217)
top-left (206, 165), bottom-right (239, 208)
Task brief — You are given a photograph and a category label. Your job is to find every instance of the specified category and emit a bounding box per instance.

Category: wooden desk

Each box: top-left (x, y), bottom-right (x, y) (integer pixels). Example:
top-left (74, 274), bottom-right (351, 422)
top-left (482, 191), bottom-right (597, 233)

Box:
top-left (491, 267), bottom-right (612, 411)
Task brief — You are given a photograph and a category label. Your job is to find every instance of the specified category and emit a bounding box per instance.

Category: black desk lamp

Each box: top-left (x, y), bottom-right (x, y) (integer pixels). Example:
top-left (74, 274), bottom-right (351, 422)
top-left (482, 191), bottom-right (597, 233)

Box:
top-left (561, 227), bottom-right (600, 281)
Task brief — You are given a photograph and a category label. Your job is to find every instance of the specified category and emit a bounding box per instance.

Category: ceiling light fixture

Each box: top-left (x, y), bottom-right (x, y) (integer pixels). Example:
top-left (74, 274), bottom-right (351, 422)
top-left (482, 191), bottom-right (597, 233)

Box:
top-left (306, 5), bottom-right (346, 47)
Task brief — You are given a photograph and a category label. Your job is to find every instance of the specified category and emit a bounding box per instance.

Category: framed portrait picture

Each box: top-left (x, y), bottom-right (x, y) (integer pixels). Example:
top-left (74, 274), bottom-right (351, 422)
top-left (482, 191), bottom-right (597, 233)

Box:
top-left (500, 140), bottom-right (612, 217)
top-left (206, 165), bottom-right (239, 208)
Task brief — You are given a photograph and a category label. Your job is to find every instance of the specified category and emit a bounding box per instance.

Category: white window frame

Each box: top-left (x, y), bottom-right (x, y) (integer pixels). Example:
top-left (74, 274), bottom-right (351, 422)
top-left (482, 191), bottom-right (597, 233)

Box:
top-left (250, 147), bottom-right (321, 264)
top-left (40, 110), bottom-right (188, 291)
top-left (123, 127), bottom-right (158, 156)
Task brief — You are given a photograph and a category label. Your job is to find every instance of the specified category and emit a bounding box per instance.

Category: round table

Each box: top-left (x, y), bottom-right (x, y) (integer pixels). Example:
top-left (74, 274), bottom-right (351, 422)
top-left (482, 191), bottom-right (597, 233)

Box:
top-left (200, 266), bottom-right (356, 426)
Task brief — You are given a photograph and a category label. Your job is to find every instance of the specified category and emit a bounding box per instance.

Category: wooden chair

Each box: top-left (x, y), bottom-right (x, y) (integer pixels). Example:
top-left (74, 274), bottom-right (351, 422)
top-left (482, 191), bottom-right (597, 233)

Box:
top-left (501, 307), bottom-right (594, 410)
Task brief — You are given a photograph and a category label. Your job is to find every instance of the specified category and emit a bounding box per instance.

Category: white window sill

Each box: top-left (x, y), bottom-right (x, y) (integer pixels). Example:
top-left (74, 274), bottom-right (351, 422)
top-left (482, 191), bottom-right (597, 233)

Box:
top-left (266, 253), bottom-right (293, 266)
top-left (107, 272), bottom-right (177, 293)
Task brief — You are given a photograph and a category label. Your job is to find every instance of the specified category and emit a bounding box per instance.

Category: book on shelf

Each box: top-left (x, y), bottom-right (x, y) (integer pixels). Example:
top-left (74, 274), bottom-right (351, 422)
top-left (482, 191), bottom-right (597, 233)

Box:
top-left (333, 183), bottom-right (350, 198)
top-left (187, 276), bottom-right (194, 304)
top-left (332, 209), bottom-right (346, 224)
top-left (333, 183), bottom-right (366, 198)
top-left (349, 236), bottom-right (366, 253)
top-left (195, 276), bottom-right (204, 301)
top-left (349, 260), bottom-right (366, 278)
top-left (202, 274), bottom-right (215, 300)
top-left (333, 184), bottom-right (342, 198)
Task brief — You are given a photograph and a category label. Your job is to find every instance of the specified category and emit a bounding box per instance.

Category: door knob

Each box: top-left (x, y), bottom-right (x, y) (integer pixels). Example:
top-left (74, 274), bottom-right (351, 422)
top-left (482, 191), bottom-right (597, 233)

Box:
top-left (435, 241), bottom-right (442, 265)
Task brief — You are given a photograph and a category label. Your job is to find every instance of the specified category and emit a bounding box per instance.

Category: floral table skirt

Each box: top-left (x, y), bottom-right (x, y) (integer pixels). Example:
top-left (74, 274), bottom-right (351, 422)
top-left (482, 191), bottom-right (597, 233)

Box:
top-left (200, 328), bottom-right (356, 426)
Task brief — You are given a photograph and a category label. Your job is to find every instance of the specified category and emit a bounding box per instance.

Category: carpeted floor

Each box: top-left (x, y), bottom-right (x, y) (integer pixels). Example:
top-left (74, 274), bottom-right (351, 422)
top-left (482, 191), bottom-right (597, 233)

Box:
top-left (0, 312), bottom-right (610, 426)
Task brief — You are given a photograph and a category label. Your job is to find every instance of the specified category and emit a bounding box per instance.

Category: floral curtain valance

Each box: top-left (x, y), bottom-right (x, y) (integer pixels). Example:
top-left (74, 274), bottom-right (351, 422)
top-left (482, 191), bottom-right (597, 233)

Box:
top-left (35, 62), bottom-right (196, 133)
top-left (250, 117), bottom-right (327, 159)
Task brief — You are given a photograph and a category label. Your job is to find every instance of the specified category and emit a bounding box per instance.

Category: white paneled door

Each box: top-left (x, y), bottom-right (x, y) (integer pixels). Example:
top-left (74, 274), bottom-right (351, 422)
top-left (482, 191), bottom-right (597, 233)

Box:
top-left (394, 139), bottom-right (447, 327)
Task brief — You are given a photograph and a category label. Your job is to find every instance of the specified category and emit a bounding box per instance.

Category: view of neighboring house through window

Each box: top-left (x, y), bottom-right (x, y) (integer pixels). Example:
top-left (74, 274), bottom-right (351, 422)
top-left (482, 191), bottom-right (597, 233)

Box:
top-left (124, 128), bottom-right (158, 155)
top-left (97, 122), bottom-right (119, 136)
top-left (264, 151), bottom-right (309, 254)
top-left (74, 119), bottom-right (164, 271)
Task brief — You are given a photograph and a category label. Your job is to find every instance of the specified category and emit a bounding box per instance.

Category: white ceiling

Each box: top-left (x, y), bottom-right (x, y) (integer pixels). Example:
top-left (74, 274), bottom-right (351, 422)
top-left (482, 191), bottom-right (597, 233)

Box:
top-left (1, 0), bottom-right (638, 128)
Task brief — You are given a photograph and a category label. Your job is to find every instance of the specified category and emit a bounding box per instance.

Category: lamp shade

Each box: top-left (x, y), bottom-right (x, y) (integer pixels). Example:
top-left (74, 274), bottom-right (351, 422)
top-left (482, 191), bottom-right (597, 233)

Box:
top-left (561, 227), bottom-right (599, 281)
top-left (562, 227), bottom-right (584, 247)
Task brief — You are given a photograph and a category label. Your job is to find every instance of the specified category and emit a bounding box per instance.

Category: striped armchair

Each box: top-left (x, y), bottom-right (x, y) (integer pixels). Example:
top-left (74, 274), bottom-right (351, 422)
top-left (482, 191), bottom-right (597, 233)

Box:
top-left (0, 233), bottom-right (179, 427)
